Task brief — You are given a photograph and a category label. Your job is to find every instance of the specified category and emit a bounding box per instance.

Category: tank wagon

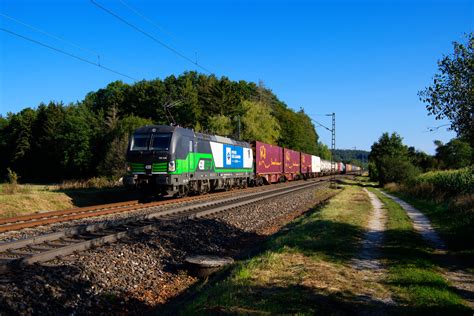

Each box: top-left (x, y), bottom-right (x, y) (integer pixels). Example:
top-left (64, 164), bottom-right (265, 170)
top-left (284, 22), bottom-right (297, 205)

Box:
top-left (125, 125), bottom-right (362, 196)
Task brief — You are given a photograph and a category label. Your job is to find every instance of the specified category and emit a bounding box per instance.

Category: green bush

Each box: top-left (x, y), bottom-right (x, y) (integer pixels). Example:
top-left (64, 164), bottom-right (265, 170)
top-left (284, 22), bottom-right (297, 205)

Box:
top-left (378, 156), bottom-right (420, 185)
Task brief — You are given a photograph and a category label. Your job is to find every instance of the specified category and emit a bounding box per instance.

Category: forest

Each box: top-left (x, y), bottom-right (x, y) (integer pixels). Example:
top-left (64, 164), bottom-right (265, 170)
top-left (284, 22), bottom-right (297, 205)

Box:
top-left (0, 72), bottom-right (333, 182)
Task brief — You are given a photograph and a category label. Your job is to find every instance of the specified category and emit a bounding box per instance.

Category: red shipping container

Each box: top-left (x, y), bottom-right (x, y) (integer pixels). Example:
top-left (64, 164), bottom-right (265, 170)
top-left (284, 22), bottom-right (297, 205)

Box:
top-left (300, 152), bottom-right (312, 174)
top-left (284, 148), bottom-right (300, 174)
top-left (255, 141), bottom-right (283, 175)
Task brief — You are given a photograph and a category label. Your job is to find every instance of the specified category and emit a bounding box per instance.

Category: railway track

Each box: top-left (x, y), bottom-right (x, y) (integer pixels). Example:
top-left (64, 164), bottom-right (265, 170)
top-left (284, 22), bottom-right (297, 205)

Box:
top-left (0, 176), bottom-right (336, 234)
top-left (0, 179), bottom-right (328, 274)
top-left (0, 183), bottom-right (286, 233)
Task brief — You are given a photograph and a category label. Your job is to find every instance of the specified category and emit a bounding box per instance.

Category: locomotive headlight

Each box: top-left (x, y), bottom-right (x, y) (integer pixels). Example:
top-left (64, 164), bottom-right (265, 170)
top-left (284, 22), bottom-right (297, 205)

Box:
top-left (168, 160), bottom-right (176, 172)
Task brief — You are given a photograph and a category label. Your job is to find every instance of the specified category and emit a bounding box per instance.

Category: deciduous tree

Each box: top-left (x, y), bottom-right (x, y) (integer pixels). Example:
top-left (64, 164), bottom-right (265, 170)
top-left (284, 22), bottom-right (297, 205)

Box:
top-left (419, 33), bottom-right (474, 151)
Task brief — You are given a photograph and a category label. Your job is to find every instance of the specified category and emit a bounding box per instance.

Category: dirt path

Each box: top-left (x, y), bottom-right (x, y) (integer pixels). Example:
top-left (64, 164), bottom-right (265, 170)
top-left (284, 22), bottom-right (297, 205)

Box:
top-left (350, 189), bottom-right (394, 307)
top-left (352, 189), bottom-right (387, 271)
top-left (379, 190), bottom-right (474, 309)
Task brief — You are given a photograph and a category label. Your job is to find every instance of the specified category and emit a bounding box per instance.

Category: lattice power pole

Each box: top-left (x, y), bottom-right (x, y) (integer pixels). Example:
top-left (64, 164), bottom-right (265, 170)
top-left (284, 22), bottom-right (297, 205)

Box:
top-left (330, 113), bottom-right (336, 188)
top-left (311, 113), bottom-right (337, 189)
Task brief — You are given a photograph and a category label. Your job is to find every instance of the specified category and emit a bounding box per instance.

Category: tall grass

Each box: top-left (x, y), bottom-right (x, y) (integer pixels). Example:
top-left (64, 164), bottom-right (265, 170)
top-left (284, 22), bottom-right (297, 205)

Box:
top-left (58, 177), bottom-right (122, 190)
top-left (384, 168), bottom-right (473, 256)
top-left (403, 167), bottom-right (473, 201)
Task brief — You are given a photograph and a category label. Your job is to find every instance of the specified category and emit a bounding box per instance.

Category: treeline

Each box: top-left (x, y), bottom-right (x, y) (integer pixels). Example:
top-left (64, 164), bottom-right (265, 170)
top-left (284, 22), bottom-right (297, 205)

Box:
top-left (333, 149), bottom-right (369, 168)
top-left (369, 132), bottom-right (472, 185)
top-left (0, 72), bottom-right (325, 182)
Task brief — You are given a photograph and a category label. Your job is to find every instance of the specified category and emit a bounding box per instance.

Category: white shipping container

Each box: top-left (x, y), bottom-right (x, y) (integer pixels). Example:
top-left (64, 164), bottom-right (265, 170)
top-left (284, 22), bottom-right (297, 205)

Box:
top-left (311, 155), bottom-right (321, 172)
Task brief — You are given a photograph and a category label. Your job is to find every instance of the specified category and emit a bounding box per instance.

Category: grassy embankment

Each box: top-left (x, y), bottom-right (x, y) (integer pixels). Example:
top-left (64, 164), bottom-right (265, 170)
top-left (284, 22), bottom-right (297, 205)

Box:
top-left (369, 188), bottom-right (470, 313)
top-left (384, 168), bottom-right (473, 266)
top-left (183, 182), bottom-right (470, 314)
top-left (0, 179), bottom-right (140, 218)
top-left (183, 185), bottom-right (394, 314)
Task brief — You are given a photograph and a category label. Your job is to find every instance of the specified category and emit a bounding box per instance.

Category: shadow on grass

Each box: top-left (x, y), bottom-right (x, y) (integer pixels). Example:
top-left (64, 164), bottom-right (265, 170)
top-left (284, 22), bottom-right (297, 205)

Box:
top-left (337, 179), bottom-right (380, 188)
top-left (183, 284), bottom-right (394, 315)
top-left (56, 187), bottom-right (145, 207)
top-left (382, 224), bottom-right (473, 313)
top-left (3, 196), bottom-right (469, 315)
top-left (167, 201), bottom-right (472, 314)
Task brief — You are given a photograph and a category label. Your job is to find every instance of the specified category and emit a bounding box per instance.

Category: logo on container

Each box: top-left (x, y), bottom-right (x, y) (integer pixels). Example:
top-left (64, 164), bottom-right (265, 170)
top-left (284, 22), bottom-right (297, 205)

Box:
top-left (226, 147), bottom-right (232, 165)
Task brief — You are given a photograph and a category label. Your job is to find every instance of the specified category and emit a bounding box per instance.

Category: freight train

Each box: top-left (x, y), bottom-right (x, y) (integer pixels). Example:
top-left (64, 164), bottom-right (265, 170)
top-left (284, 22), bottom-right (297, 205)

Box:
top-left (123, 125), bottom-right (361, 196)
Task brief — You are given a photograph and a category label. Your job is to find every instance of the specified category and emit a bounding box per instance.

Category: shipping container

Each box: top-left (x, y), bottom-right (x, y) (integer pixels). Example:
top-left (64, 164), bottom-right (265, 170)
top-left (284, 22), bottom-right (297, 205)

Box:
top-left (300, 153), bottom-right (312, 175)
top-left (322, 159), bottom-right (333, 174)
top-left (311, 155), bottom-right (321, 173)
top-left (346, 164), bottom-right (352, 173)
top-left (284, 148), bottom-right (300, 180)
top-left (254, 141), bottom-right (283, 183)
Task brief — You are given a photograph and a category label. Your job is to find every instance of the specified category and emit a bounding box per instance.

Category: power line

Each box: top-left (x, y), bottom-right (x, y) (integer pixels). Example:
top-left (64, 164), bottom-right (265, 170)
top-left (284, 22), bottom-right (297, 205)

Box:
top-left (90, 0), bottom-right (213, 74)
top-left (117, 0), bottom-right (174, 38)
top-left (0, 28), bottom-right (137, 81)
top-left (0, 12), bottom-right (101, 63)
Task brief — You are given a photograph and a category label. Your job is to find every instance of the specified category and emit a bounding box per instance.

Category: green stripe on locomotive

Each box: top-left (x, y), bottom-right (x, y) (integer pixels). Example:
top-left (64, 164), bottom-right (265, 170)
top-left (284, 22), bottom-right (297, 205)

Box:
top-left (129, 153), bottom-right (253, 175)
top-left (169, 152), bottom-right (252, 175)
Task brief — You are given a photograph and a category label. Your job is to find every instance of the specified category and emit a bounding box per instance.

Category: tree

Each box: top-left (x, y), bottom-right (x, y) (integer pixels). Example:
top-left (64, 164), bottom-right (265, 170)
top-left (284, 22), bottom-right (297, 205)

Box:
top-left (407, 147), bottom-right (435, 172)
top-left (419, 33), bottom-right (474, 151)
top-left (241, 100), bottom-right (280, 144)
top-left (434, 138), bottom-right (472, 169)
top-left (315, 142), bottom-right (332, 160)
top-left (369, 132), bottom-right (418, 184)
top-left (0, 115), bottom-right (9, 178)
top-left (208, 114), bottom-right (233, 136)
top-left (58, 105), bottom-right (94, 178)
top-left (378, 156), bottom-right (420, 185)
top-left (31, 102), bottom-right (67, 180)
top-left (2, 72), bottom-right (323, 181)
top-left (4, 108), bottom-right (37, 179)
top-left (98, 115), bottom-right (153, 178)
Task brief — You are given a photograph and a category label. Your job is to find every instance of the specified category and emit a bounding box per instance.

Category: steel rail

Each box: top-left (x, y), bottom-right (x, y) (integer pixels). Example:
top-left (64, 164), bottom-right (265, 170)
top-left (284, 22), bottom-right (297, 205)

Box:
top-left (0, 184), bottom-right (274, 233)
top-left (0, 179), bottom-right (328, 274)
top-left (0, 176), bottom-right (333, 233)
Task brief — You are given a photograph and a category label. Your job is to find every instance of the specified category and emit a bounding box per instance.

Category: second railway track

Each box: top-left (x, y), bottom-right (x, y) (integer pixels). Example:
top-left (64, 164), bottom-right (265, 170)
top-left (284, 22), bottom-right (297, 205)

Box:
top-left (0, 180), bottom-right (314, 233)
top-left (0, 179), bottom-right (328, 274)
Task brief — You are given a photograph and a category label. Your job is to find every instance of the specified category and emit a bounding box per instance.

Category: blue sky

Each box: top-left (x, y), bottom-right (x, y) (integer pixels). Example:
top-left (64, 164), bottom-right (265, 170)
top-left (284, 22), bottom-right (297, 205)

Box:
top-left (0, 0), bottom-right (472, 153)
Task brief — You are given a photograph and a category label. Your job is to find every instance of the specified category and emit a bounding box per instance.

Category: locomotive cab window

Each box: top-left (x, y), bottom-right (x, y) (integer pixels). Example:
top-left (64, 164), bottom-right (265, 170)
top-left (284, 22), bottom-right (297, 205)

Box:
top-left (150, 133), bottom-right (172, 151)
top-left (130, 134), bottom-right (149, 151)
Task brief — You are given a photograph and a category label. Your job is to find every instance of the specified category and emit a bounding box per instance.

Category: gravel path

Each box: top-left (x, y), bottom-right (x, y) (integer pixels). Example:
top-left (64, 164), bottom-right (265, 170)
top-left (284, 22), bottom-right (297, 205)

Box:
top-left (379, 190), bottom-right (474, 309)
top-left (378, 191), bottom-right (446, 250)
top-left (351, 189), bottom-right (387, 271)
top-left (350, 188), bottom-right (394, 308)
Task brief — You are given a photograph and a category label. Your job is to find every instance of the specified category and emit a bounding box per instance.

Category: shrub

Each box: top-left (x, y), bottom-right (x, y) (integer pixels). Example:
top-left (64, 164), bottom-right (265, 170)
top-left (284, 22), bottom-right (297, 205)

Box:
top-left (58, 177), bottom-right (120, 190)
top-left (378, 156), bottom-right (420, 185)
top-left (2, 168), bottom-right (19, 194)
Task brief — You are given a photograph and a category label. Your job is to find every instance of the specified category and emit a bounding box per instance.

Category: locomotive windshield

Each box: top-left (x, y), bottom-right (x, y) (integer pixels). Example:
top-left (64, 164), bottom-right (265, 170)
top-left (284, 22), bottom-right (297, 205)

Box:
top-left (130, 133), bottom-right (172, 151)
top-left (150, 133), bottom-right (172, 151)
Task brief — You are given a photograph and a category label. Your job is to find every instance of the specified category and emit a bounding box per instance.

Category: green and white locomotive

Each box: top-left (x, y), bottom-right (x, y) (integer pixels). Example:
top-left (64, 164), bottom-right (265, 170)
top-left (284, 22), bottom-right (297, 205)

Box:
top-left (124, 125), bottom-right (254, 196)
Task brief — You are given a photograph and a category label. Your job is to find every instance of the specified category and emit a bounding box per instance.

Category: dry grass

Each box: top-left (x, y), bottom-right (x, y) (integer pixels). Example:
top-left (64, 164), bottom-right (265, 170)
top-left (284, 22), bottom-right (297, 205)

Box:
top-left (241, 251), bottom-right (391, 302)
top-left (57, 177), bottom-right (122, 190)
top-left (0, 180), bottom-right (136, 219)
top-left (0, 184), bottom-right (74, 218)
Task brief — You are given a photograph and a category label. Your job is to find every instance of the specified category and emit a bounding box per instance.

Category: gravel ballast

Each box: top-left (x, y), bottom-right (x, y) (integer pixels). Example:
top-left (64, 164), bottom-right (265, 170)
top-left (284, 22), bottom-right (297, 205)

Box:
top-left (0, 183), bottom-right (334, 315)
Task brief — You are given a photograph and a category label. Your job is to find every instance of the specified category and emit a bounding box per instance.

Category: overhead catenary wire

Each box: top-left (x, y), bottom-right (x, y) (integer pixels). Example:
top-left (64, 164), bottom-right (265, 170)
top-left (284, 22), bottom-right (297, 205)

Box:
top-left (0, 27), bottom-right (137, 81)
top-left (90, 0), bottom-right (213, 74)
top-left (0, 12), bottom-right (101, 64)
top-left (117, 0), bottom-right (174, 38)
